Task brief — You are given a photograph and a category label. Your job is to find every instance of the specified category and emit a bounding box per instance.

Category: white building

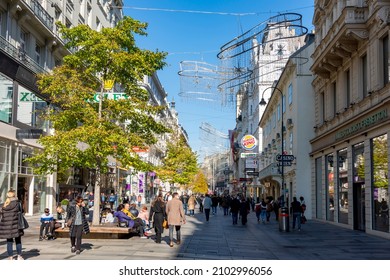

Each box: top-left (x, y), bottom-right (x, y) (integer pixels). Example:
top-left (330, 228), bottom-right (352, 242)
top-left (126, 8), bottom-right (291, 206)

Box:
top-left (259, 34), bottom-right (315, 217)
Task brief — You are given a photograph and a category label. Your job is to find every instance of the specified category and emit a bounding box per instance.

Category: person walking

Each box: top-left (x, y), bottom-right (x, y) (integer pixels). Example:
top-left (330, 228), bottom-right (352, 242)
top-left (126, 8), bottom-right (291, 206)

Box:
top-left (66, 196), bottom-right (90, 254)
top-left (166, 192), bottom-right (186, 247)
top-left (149, 193), bottom-right (166, 243)
top-left (196, 195), bottom-right (203, 213)
top-left (211, 193), bottom-right (219, 215)
top-left (0, 190), bottom-right (24, 260)
top-left (260, 199), bottom-right (267, 224)
top-left (188, 194), bottom-right (196, 216)
top-left (180, 192), bottom-right (189, 215)
top-left (239, 197), bottom-right (250, 225)
top-left (230, 195), bottom-right (241, 225)
top-left (291, 197), bottom-right (302, 231)
top-left (202, 193), bottom-right (212, 222)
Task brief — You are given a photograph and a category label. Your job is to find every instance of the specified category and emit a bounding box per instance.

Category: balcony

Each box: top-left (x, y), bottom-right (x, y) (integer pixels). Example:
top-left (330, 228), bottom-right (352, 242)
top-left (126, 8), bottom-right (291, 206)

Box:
top-left (258, 162), bottom-right (279, 181)
top-left (311, 6), bottom-right (369, 78)
top-left (0, 35), bottom-right (46, 74)
top-left (30, 0), bottom-right (54, 31)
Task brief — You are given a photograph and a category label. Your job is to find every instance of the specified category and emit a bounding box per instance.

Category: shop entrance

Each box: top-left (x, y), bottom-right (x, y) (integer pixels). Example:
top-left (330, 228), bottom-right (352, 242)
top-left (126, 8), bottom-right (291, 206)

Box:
top-left (353, 183), bottom-right (365, 231)
top-left (17, 177), bottom-right (29, 212)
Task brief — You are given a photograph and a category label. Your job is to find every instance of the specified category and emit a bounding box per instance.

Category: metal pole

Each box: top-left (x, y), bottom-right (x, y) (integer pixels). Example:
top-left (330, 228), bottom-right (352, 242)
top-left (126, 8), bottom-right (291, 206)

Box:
top-left (280, 91), bottom-right (285, 207)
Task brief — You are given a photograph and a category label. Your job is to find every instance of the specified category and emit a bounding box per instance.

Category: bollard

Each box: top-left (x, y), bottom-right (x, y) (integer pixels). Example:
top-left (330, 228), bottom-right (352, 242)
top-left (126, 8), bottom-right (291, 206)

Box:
top-left (279, 207), bottom-right (289, 232)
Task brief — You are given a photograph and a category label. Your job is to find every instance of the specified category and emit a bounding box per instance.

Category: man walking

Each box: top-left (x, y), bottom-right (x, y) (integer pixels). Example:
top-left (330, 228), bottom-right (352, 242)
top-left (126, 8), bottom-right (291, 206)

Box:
top-left (166, 192), bottom-right (186, 247)
top-left (202, 194), bottom-right (212, 222)
top-left (180, 192), bottom-right (189, 215)
top-left (291, 197), bottom-right (302, 231)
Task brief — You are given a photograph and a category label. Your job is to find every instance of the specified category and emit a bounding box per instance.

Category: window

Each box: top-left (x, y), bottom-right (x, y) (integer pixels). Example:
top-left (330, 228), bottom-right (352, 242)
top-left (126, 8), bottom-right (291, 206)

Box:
top-left (362, 54), bottom-right (368, 98)
top-left (289, 132), bottom-right (293, 154)
top-left (277, 104), bottom-right (280, 121)
top-left (96, 17), bottom-right (101, 31)
top-left (282, 94), bottom-right (285, 113)
top-left (35, 44), bottom-right (41, 65)
top-left (320, 91), bottom-right (325, 124)
top-left (288, 83), bottom-right (293, 105)
top-left (0, 73), bottom-right (13, 124)
top-left (332, 82), bottom-right (337, 118)
top-left (382, 35), bottom-right (389, 86)
top-left (345, 69), bottom-right (350, 107)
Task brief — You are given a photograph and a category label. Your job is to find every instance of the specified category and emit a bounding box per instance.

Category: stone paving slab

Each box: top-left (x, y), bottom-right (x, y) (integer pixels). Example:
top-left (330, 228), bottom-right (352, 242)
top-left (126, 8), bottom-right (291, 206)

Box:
top-left (5, 209), bottom-right (390, 260)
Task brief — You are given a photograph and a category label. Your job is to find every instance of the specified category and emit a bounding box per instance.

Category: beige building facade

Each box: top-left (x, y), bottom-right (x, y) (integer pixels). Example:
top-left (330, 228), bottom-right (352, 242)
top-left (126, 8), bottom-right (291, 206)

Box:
top-left (310, 0), bottom-right (390, 237)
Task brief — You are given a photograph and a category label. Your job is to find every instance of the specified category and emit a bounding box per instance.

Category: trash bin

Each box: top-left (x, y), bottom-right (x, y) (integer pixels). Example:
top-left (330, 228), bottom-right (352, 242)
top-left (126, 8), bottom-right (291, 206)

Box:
top-left (279, 207), bottom-right (289, 232)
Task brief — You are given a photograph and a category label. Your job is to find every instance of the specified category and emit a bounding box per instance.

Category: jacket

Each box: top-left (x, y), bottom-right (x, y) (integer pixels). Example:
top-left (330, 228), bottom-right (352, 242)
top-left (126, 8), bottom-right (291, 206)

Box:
top-left (114, 211), bottom-right (135, 228)
top-left (0, 198), bottom-right (22, 239)
top-left (166, 197), bottom-right (185, 225)
top-left (66, 204), bottom-right (90, 235)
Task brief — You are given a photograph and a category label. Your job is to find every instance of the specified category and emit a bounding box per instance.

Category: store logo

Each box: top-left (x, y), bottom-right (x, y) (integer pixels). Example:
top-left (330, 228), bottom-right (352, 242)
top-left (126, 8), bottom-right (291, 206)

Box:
top-left (240, 134), bottom-right (258, 151)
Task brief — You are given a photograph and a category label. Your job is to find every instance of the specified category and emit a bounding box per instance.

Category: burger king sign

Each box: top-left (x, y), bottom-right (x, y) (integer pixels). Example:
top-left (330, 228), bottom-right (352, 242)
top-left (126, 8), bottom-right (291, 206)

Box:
top-left (240, 134), bottom-right (258, 151)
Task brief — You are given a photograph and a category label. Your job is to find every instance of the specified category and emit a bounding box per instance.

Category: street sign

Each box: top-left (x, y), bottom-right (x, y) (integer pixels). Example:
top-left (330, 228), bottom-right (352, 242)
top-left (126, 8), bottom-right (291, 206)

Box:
top-left (247, 171), bottom-right (259, 176)
top-left (240, 152), bottom-right (258, 158)
top-left (276, 154), bottom-right (295, 161)
top-left (277, 161), bottom-right (292, 166)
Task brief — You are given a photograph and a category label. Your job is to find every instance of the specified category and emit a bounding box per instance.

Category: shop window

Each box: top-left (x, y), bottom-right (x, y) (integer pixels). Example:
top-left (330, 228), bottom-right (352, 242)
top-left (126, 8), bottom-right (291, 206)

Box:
top-left (17, 85), bottom-right (48, 130)
top-left (326, 154), bottom-right (335, 221)
top-left (315, 157), bottom-right (323, 219)
top-left (371, 134), bottom-right (389, 232)
top-left (0, 73), bottom-right (13, 124)
top-left (337, 148), bottom-right (348, 224)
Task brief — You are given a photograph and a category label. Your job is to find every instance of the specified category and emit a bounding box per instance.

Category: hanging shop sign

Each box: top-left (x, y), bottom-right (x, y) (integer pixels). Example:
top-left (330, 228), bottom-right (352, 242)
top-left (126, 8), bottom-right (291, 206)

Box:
top-left (240, 134), bottom-right (258, 151)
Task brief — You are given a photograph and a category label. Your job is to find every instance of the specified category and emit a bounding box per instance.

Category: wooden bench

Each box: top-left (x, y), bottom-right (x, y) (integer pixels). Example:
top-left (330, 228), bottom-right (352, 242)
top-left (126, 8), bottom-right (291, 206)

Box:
top-left (55, 224), bottom-right (139, 239)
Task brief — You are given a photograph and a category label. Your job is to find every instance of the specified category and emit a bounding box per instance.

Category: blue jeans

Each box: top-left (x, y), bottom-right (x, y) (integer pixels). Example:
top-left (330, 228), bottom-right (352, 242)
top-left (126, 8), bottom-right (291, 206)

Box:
top-left (232, 212), bottom-right (238, 224)
top-left (211, 206), bottom-right (217, 215)
top-left (260, 210), bottom-right (267, 222)
top-left (169, 225), bottom-right (181, 242)
top-left (7, 237), bottom-right (22, 256)
top-left (293, 212), bottom-right (301, 229)
top-left (183, 203), bottom-right (188, 215)
top-left (223, 207), bottom-right (229, 215)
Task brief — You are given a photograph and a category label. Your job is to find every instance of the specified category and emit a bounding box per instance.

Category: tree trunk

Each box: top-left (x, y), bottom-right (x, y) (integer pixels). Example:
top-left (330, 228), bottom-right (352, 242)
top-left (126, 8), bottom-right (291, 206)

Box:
top-left (92, 166), bottom-right (101, 226)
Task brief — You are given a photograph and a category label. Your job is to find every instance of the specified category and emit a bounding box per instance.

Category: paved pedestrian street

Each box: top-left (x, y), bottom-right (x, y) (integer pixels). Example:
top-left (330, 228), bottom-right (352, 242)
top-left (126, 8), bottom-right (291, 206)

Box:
top-left (3, 209), bottom-right (390, 260)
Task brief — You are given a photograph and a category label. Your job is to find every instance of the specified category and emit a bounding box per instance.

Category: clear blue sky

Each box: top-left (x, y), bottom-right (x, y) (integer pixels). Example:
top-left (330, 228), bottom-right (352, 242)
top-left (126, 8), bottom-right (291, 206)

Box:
top-left (123, 1), bottom-right (315, 160)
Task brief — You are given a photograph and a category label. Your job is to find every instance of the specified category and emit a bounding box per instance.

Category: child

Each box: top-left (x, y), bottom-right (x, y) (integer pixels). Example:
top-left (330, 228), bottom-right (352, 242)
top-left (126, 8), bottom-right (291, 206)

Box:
top-left (137, 206), bottom-right (152, 234)
top-left (39, 208), bottom-right (54, 241)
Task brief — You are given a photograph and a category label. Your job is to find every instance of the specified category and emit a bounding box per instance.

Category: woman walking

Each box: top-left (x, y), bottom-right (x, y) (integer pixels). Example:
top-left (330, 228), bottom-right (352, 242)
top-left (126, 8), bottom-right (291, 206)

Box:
top-left (66, 196), bottom-right (90, 254)
top-left (0, 190), bottom-right (24, 260)
top-left (149, 193), bottom-right (166, 243)
top-left (188, 194), bottom-right (196, 216)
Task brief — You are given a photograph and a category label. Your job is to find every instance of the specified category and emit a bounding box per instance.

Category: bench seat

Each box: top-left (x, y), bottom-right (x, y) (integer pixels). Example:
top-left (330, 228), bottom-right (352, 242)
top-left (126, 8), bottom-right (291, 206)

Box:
top-left (55, 225), bottom-right (139, 239)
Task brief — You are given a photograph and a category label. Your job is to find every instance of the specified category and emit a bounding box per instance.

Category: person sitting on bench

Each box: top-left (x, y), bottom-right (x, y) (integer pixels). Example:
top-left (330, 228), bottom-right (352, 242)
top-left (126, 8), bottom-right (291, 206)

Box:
top-left (114, 204), bottom-right (146, 238)
top-left (39, 208), bottom-right (54, 241)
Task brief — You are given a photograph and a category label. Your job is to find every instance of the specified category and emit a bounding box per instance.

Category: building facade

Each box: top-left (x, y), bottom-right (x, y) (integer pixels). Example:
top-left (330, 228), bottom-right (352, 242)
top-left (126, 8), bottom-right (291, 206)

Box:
top-left (0, 0), bottom-right (123, 214)
top-left (259, 35), bottom-right (315, 216)
top-left (310, 0), bottom-right (390, 237)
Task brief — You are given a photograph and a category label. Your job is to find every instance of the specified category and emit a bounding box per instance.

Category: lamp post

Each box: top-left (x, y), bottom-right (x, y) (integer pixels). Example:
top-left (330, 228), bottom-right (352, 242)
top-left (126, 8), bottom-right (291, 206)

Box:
top-left (259, 86), bottom-right (285, 207)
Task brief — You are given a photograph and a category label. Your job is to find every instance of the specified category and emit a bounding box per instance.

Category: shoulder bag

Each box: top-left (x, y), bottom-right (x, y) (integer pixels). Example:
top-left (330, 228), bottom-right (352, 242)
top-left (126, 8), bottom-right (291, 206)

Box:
top-left (18, 202), bottom-right (29, 230)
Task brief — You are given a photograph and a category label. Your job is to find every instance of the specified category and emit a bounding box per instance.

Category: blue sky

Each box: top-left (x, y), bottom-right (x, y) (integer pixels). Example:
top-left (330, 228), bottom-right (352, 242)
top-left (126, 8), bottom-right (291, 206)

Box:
top-left (123, 0), bottom-right (315, 160)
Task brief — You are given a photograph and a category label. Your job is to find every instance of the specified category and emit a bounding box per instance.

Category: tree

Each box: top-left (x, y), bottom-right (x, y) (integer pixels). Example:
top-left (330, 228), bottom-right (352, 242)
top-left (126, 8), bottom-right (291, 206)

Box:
top-left (190, 171), bottom-right (208, 194)
top-left (27, 16), bottom-right (169, 225)
top-left (157, 135), bottom-right (198, 189)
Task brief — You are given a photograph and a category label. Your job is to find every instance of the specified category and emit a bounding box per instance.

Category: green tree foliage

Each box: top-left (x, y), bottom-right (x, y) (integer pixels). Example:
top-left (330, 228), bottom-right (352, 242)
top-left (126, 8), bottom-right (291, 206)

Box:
top-left (372, 135), bottom-right (388, 189)
top-left (27, 16), bottom-right (169, 225)
top-left (157, 135), bottom-right (198, 187)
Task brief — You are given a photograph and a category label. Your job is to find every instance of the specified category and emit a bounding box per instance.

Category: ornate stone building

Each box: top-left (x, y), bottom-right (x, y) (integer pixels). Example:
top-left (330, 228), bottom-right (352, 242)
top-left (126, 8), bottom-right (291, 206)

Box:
top-left (310, 0), bottom-right (390, 237)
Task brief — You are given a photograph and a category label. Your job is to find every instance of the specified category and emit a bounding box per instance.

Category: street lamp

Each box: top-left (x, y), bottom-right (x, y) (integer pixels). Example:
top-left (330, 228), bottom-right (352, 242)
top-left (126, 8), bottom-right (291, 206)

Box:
top-left (259, 86), bottom-right (285, 207)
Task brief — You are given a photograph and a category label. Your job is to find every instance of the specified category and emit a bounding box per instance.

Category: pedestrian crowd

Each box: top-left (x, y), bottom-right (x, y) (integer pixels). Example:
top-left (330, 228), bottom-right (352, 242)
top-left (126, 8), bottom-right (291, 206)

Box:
top-left (0, 188), bottom-right (307, 259)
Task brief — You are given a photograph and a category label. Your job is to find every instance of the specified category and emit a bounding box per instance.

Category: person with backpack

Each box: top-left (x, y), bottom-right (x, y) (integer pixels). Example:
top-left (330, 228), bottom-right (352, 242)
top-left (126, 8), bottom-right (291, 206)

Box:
top-left (291, 197), bottom-right (302, 231)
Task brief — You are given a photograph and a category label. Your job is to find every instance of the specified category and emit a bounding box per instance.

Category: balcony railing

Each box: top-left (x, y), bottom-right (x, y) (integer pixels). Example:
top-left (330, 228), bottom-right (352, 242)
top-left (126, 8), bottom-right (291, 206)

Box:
top-left (31, 0), bottom-right (54, 31)
top-left (258, 162), bottom-right (280, 180)
top-left (0, 35), bottom-right (46, 74)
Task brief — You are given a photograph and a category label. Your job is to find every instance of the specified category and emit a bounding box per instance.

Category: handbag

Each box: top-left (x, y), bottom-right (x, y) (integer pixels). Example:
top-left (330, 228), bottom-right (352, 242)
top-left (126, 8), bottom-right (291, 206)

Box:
top-left (162, 218), bottom-right (169, 229)
top-left (18, 203), bottom-right (29, 230)
top-left (118, 221), bottom-right (128, 227)
top-left (66, 217), bottom-right (73, 227)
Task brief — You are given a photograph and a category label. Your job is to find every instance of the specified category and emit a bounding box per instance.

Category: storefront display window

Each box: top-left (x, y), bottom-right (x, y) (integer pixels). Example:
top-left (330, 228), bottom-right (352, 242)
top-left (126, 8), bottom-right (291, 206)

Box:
top-left (315, 157), bottom-right (323, 219)
top-left (338, 148), bottom-right (348, 224)
top-left (0, 73), bottom-right (13, 124)
top-left (371, 134), bottom-right (389, 232)
top-left (326, 154), bottom-right (334, 221)
top-left (17, 85), bottom-right (48, 130)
